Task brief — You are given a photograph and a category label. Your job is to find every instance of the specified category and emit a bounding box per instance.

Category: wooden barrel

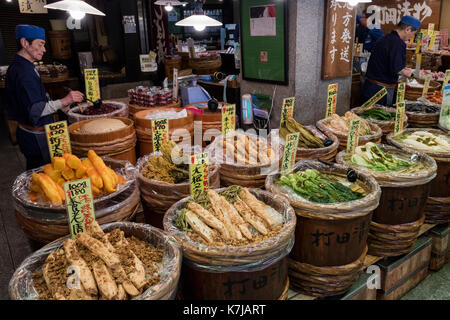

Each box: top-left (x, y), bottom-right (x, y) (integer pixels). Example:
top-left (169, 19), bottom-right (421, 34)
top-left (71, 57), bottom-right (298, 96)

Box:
top-left (387, 129), bottom-right (450, 225)
top-left (47, 30), bottom-right (72, 59)
top-left (136, 153), bottom-right (220, 229)
top-left (405, 79), bottom-right (441, 101)
top-left (336, 145), bottom-right (437, 257)
top-left (69, 117), bottom-right (137, 165)
top-left (316, 117), bottom-right (383, 152)
top-left (163, 188), bottom-right (296, 300)
top-left (164, 55), bottom-right (182, 79)
top-left (67, 100), bottom-right (129, 124)
top-left (9, 222), bottom-right (182, 300)
top-left (189, 55), bottom-right (222, 75)
top-left (14, 181), bottom-right (140, 245)
top-left (128, 99), bottom-right (182, 119)
top-left (265, 160), bottom-right (381, 297)
top-left (405, 100), bottom-right (440, 128)
top-left (133, 108), bottom-right (194, 157)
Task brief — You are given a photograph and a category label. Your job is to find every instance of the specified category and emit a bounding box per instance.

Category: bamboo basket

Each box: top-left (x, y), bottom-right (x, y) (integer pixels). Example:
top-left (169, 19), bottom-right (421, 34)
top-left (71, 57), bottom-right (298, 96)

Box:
top-left (128, 99), bottom-right (182, 120)
top-left (68, 100), bottom-right (129, 124)
top-left (387, 129), bottom-right (450, 225)
top-left (9, 222), bottom-right (182, 300)
top-left (133, 108), bottom-right (194, 157)
top-left (316, 117), bottom-right (383, 152)
top-left (189, 55), bottom-right (222, 75)
top-left (69, 117), bottom-right (137, 165)
top-left (405, 100), bottom-right (441, 128)
top-left (405, 79), bottom-right (441, 101)
top-left (336, 145), bottom-right (437, 257)
top-left (164, 188), bottom-right (296, 300)
top-left (265, 160), bottom-right (381, 297)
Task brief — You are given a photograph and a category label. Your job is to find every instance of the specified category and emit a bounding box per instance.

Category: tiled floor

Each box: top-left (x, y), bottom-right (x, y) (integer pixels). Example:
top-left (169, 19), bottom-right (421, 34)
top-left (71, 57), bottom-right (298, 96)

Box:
top-left (0, 108), bottom-right (448, 300)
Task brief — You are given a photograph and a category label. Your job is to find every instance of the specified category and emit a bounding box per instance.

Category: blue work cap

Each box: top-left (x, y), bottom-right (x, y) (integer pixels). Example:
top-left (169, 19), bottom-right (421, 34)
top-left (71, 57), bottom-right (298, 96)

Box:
top-left (400, 16), bottom-right (421, 30)
top-left (15, 25), bottom-right (45, 40)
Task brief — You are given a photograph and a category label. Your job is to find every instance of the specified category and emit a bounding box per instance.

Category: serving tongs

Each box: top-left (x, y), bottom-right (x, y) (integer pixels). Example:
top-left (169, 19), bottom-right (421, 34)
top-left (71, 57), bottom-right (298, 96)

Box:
top-left (318, 159), bottom-right (358, 182)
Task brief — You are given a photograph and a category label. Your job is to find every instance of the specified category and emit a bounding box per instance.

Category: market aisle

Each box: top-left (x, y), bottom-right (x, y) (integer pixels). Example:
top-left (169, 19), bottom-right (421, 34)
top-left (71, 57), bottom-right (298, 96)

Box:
top-left (0, 112), bottom-right (33, 300)
top-left (402, 263), bottom-right (450, 300)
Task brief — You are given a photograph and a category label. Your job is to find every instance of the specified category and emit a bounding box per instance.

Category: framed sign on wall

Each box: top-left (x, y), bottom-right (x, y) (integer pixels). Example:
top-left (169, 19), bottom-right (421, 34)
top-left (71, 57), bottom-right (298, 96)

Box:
top-left (240, 0), bottom-right (288, 85)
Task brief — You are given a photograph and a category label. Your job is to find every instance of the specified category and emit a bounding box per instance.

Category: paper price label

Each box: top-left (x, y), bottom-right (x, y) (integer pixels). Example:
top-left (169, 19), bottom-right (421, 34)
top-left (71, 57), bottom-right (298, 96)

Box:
top-left (84, 68), bottom-right (101, 103)
top-left (394, 102), bottom-right (406, 134)
top-left (64, 178), bottom-right (96, 239)
top-left (190, 153), bottom-right (209, 198)
top-left (361, 87), bottom-right (387, 109)
top-left (346, 119), bottom-right (361, 155)
top-left (280, 97), bottom-right (295, 128)
top-left (396, 82), bottom-right (406, 104)
top-left (442, 70), bottom-right (450, 94)
top-left (281, 132), bottom-right (299, 174)
top-left (326, 83), bottom-right (338, 118)
top-left (428, 23), bottom-right (435, 34)
top-left (151, 118), bottom-right (169, 153)
top-left (428, 34), bottom-right (436, 50)
top-left (222, 104), bottom-right (236, 136)
top-left (45, 121), bottom-right (71, 160)
top-left (422, 75), bottom-right (431, 97)
top-left (415, 32), bottom-right (423, 54)
top-left (416, 53), bottom-right (422, 72)
top-left (439, 85), bottom-right (450, 130)
top-left (173, 68), bottom-right (179, 102)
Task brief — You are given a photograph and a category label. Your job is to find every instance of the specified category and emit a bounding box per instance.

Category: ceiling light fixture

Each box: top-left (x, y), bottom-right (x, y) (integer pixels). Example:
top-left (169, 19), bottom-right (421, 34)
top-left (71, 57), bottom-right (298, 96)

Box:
top-left (155, 0), bottom-right (184, 12)
top-left (175, 0), bottom-right (222, 31)
top-left (44, 0), bottom-right (105, 20)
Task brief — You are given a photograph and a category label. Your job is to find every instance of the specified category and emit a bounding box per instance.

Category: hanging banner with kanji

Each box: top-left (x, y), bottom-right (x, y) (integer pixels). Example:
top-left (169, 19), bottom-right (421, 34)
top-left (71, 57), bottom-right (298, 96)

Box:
top-left (84, 68), bottom-right (101, 103)
top-left (64, 178), bottom-right (96, 239)
top-left (322, 0), bottom-right (355, 79)
top-left (151, 118), bottom-right (169, 153)
top-left (280, 97), bottom-right (295, 128)
top-left (190, 153), bottom-right (209, 198)
top-left (45, 121), bottom-right (71, 160)
top-left (222, 104), bottom-right (236, 136)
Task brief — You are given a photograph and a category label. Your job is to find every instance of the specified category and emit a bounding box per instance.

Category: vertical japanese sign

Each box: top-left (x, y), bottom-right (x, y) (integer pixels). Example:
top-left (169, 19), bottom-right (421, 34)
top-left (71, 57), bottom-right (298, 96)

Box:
top-left (190, 153), bottom-right (209, 198)
top-left (280, 97), bottom-right (295, 128)
top-left (361, 87), bottom-right (387, 109)
top-left (84, 68), bottom-right (100, 103)
top-left (326, 83), bottom-right (338, 118)
top-left (422, 75), bottom-right (431, 97)
top-left (151, 118), bottom-right (169, 153)
top-left (222, 104), bottom-right (236, 136)
top-left (173, 68), bottom-right (179, 102)
top-left (396, 82), bottom-right (406, 104)
top-left (45, 121), bottom-right (71, 160)
top-left (322, 0), bottom-right (355, 79)
top-left (440, 29), bottom-right (448, 48)
top-left (415, 53), bottom-right (422, 74)
top-left (415, 32), bottom-right (423, 54)
top-left (428, 33), bottom-right (436, 51)
top-left (281, 132), bottom-right (299, 174)
top-left (394, 102), bottom-right (406, 134)
top-left (346, 119), bottom-right (360, 154)
top-left (428, 23), bottom-right (435, 35)
top-left (439, 85), bottom-right (450, 130)
top-left (442, 70), bottom-right (450, 94)
top-left (64, 178), bottom-right (96, 239)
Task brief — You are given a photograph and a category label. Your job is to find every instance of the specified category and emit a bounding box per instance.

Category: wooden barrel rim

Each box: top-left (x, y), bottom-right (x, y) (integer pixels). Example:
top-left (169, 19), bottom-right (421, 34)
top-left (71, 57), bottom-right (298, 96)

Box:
top-left (69, 117), bottom-right (135, 144)
top-left (316, 118), bottom-right (383, 145)
top-left (369, 215), bottom-right (425, 233)
top-left (352, 105), bottom-right (408, 134)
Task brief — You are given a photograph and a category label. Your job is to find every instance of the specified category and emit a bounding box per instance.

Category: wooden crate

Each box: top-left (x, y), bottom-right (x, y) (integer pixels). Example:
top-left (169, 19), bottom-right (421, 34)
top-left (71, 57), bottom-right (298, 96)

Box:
top-left (429, 223), bottom-right (450, 270)
top-left (376, 237), bottom-right (432, 300)
top-left (340, 273), bottom-right (377, 300)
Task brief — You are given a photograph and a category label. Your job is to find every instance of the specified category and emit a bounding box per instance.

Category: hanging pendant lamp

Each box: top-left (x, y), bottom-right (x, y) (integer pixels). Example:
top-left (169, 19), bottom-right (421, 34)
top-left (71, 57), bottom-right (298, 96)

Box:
top-left (175, 0), bottom-right (222, 31)
top-left (44, 0), bottom-right (105, 20)
top-left (155, 0), bottom-right (184, 12)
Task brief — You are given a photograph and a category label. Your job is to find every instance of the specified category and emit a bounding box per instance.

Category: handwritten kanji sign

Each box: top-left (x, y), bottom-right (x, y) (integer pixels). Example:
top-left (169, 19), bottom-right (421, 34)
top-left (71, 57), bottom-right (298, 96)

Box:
top-left (84, 68), bottom-right (101, 103)
top-left (346, 119), bottom-right (360, 154)
top-left (281, 132), bottom-right (299, 174)
top-left (415, 32), bottom-right (423, 54)
top-left (361, 87), bottom-right (387, 109)
top-left (151, 118), bottom-right (169, 153)
top-left (222, 104), bottom-right (236, 136)
top-left (45, 121), bottom-right (71, 160)
top-left (396, 82), bottom-right (406, 104)
top-left (190, 153), bottom-right (209, 198)
top-left (326, 83), bottom-right (338, 118)
top-left (394, 102), bottom-right (406, 134)
top-left (64, 178), bottom-right (96, 239)
top-left (422, 75), bottom-right (431, 97)
top-left (428, 34), bottom-right (436, 50)
top-left (280, 97), bottom-right (295, 128)
top-left (322, 0), bottom-right (355, 79)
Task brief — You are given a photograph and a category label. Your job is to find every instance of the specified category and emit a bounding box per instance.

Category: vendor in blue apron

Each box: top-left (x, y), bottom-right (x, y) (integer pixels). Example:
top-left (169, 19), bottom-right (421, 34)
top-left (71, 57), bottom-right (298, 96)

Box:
top-left (362, 16), bottom-right (421, 107)
top-left (5, 25), bottom-right (84, 170)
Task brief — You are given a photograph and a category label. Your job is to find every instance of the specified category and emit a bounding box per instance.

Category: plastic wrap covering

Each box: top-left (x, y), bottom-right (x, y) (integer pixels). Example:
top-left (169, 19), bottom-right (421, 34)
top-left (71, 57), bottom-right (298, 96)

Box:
top-left (163, 188), bottom-right (296, 273)
top-left (336, 144), bottom-right (437, 188)
top-left (352, 105), bottom-right (408, 135)
top-left (12, 157), bottom-right (136, 211)
top-left (265, 160), bottom-right (381, 217)
top-left (316, 115), bottom-right (383, 148)
top-left (405, 99), bottom-right (441, 127)
top-left (387, 129), bottom-right (450, 159)
top-left (268, 126), bottom-right (339, 162)
top-left (9, 222), bottom-right (182, 300)
top-left (67, 100), bottom-right (129, 124)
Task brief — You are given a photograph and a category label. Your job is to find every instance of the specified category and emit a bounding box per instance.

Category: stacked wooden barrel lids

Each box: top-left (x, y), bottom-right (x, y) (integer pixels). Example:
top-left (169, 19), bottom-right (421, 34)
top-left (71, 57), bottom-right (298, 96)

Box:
top-left (69, 117), bottom-right (137, 165)
top-left (12, 158), bottom-right (139, 245)
top-left (67, 100), bottom-right (129, 124)
top-left (316, 113), bottom-right (383, 152)
top-left (266, 161), bottom-right (381, 297)
top-left (9, 222), bottom-right (182, 300)
top-left (133, 108), bottom-right (194, 157)
top-left (206, 131), bottom-right (281, 189)
top-left (387, 129), bottom-right (450, 224)
top-left (336, 144), bottom-right (437, 257)
top-left (163, 187), bottom-right (296, 300)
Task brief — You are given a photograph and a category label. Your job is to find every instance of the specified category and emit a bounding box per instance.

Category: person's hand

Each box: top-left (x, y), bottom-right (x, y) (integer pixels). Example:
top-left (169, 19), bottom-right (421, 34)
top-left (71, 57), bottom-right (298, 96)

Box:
top-left (402, 68), bottom-right (413, 78)
top-left (61, 90), bottom-right (84, 107)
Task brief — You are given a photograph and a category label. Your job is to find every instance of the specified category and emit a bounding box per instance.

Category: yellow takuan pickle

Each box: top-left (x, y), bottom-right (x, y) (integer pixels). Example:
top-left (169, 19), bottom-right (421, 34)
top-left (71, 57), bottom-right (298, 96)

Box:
top-left (36, 173), bottom-right (63, 205)
top-left (64, 153), bottom-right (82, 170)
top-left (44, 164), bottom-right (62, 182)
top-left (82, 158), bottom-right (104, 189)
top-left (52, 157), bottom-right (66, 171)
top-left (62, 165), bottom-right (75, 181)
top-left (88, 150), bottom-right (117, 193)
top-left (75, 164), bottom-right (87, 179)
